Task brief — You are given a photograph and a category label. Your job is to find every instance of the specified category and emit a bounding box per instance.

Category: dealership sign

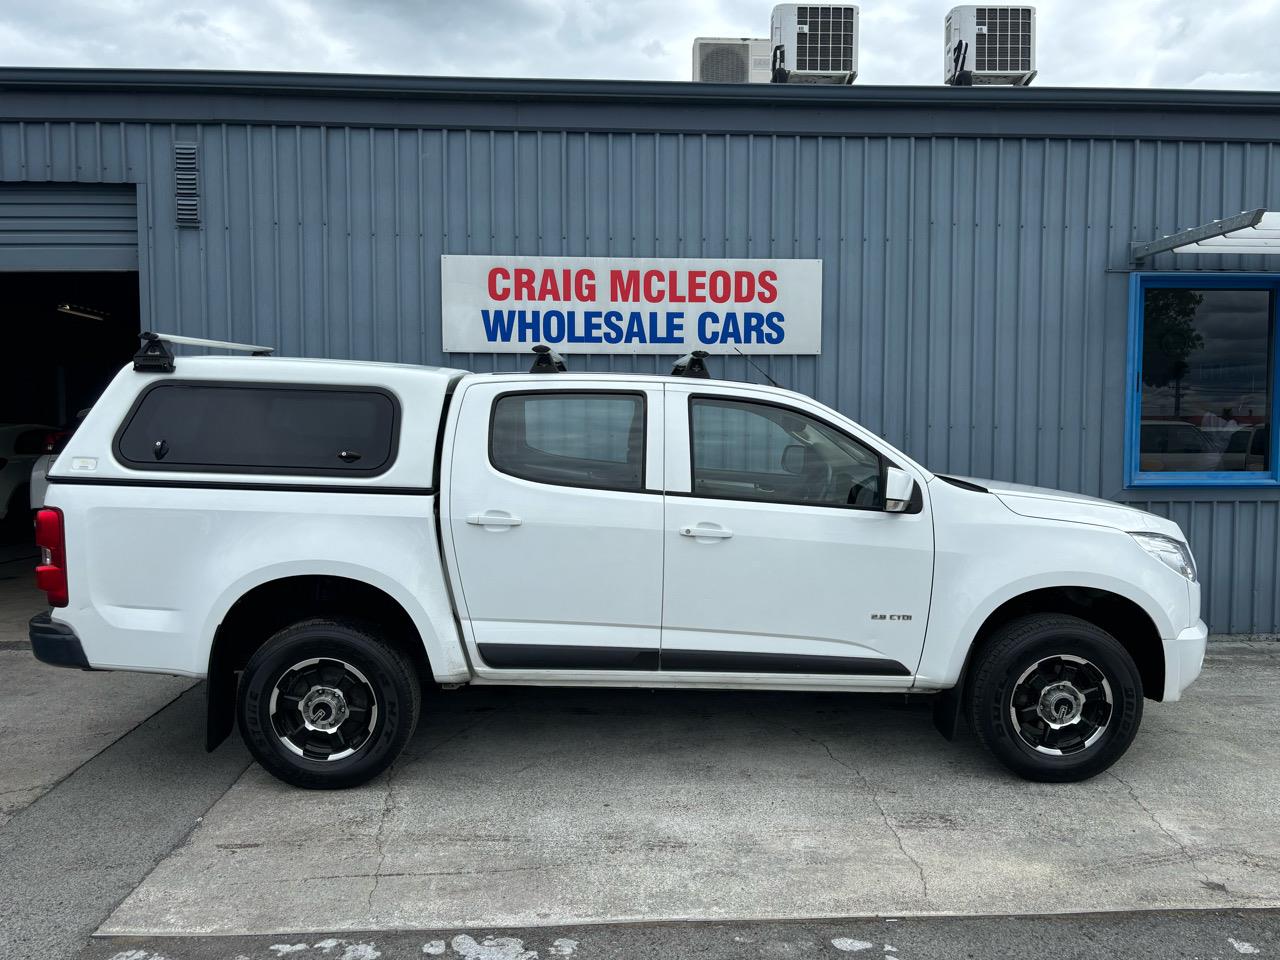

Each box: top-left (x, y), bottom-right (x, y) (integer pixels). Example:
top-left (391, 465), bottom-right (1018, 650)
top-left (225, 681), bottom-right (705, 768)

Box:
top-left (441, 255), bottom-right (822, 354)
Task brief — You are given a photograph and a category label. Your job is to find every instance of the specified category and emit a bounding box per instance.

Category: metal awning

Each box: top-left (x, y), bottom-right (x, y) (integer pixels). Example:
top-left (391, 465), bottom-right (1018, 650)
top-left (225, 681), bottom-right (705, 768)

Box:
top-left (1131, 209), bottom-right (1280, 261)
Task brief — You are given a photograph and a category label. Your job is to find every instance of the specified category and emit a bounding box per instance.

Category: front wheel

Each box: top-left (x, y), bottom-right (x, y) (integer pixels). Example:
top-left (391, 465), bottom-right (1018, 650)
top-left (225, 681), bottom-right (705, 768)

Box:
top-left (967, 614), bottom-right (1143, 782)
top-left (237, 619), bottom-right (420, 789)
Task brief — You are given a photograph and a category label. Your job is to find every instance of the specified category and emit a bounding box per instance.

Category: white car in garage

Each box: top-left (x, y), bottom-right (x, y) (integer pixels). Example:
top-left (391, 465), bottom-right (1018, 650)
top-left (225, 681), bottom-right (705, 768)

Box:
top-left (0, 423), bottom-right (54, 530)
top-left (26, 414), bottom-right (84, 512)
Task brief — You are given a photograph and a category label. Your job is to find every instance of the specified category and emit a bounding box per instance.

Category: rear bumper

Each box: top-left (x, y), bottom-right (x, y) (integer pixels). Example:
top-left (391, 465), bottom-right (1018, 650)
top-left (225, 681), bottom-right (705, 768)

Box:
top-left (1162, 619), bottom-right (1208, 702)
top-left (29, 611), bottom-right (92, 669)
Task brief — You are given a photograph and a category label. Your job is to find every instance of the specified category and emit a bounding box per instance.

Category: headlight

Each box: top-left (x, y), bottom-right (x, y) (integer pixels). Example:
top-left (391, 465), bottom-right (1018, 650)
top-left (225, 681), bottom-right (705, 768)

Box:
top-left (1129, 532), bottom-right (1197, 582)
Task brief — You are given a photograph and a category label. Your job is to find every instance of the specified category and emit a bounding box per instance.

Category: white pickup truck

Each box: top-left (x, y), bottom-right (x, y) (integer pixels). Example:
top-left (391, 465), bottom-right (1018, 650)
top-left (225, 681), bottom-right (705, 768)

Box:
top-left (29, 335), bottom-right (1207, 789)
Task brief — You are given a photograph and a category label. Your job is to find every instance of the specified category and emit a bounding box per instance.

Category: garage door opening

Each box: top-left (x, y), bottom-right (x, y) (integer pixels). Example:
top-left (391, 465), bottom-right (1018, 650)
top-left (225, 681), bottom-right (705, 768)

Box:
top-left (0, 271), bottom-right (139, 549)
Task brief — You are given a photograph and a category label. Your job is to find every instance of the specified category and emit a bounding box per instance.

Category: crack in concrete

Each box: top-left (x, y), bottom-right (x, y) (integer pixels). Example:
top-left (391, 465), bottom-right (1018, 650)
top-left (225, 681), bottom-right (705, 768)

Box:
top-left (365, 714), bottom-right (497, 911)
top-left (208, 861), bottom-right (593, 887)
top-left (0, 785), bottom-right (42, 799)
top-left (792, 727), bottom-right (930, 903)
top-left (366, 764), bottom-right (399, 911)
top-left (1107, 770), bottom-right (1215, 889)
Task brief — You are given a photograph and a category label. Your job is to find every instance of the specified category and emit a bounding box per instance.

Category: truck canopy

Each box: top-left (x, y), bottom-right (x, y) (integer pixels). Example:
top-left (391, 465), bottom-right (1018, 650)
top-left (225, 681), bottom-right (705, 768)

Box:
top-left (50, 355), bottom-right (467, 491)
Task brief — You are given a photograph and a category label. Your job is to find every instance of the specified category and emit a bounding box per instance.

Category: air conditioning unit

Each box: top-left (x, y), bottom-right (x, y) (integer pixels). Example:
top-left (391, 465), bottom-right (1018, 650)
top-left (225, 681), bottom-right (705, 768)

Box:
top-left (770, 4), bottom-right (858, 85)
top-left (691, 38), bottom-right (773, 83)
top-left (944, 6), bottom-right (1037, 86)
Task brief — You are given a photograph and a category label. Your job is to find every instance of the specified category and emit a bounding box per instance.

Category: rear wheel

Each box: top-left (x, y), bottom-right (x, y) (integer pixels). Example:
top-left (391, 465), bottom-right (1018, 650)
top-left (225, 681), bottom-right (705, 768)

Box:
top-left (237, 619), bottom-right (420, 789)
top-left (967, 613), bottom-right (1143, 782)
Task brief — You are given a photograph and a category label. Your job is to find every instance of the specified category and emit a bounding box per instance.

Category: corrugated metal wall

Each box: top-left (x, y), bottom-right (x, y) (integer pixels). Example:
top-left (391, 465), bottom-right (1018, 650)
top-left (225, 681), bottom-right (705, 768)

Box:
top-left (1, 118), bottom-right (1278, 633)
top-left (0, 182), bottom-right (138, 270)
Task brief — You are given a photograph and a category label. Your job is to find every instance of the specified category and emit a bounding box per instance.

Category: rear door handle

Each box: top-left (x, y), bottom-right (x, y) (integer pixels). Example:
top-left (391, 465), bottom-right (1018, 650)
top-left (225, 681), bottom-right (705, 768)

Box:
top-left (466, 511), bottom-right (522, 528)
top-left (680, 523), bottom-right (733, 540)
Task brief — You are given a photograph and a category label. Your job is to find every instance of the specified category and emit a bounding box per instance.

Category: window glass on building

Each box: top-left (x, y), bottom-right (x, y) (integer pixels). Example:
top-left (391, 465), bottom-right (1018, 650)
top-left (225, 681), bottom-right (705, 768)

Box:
top-left (690, 397), bottom-right (882, 507)
top-left (116, 382), bottom-right (398, 475)
top-left (490, 392), bottom-right (644, 490)
top-left (1137, 285), bottom-right (1274, 481)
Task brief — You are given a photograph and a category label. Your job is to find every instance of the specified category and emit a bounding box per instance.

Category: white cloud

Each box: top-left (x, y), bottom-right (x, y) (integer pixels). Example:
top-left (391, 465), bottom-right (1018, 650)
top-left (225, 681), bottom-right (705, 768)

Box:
top-left (1, 0), bottom-right (1278, 89)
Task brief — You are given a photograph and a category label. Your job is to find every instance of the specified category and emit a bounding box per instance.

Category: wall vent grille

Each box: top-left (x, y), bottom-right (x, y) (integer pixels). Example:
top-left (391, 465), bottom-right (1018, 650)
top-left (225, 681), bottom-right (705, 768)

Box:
top-left (174, 142), bottom-right (200, 227)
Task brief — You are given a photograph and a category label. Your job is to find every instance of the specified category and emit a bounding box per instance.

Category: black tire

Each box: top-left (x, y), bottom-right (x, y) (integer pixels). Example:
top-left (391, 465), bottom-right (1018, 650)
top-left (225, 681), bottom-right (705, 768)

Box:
top-left (237, 619), bottom-right (420, 789)
top-left (966, 613), bottom-right (1143, 783)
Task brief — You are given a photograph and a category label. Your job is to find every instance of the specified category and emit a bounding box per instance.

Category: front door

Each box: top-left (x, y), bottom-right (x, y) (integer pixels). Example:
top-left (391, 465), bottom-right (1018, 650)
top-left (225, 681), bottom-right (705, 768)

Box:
top-left (446, 381), bottom-right (665, 673)
top-left (661, 387), bottom-right (933, 679)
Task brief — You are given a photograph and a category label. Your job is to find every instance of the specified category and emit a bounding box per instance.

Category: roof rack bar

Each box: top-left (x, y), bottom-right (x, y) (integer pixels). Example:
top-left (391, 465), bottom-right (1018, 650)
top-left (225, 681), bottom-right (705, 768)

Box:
top-left (143, 331), bottom-right (275, 355)
top-left (133, 331), bottom-right (275, 373)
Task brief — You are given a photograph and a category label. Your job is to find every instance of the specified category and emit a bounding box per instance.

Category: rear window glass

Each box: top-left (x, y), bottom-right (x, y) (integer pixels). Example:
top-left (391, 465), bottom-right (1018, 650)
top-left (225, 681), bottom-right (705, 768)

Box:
top-left (115, 382), bottom-right (399, 475)
top-left (490, 392), bottom-right (645, 491)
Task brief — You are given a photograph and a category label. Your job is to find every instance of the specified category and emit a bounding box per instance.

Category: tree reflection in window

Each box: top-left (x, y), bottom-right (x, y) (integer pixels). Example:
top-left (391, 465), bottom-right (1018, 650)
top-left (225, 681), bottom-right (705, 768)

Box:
top-left (1142, 288), bottom-right (1204, 419)
top-left (1139, 286), bottom-right (1272, 475)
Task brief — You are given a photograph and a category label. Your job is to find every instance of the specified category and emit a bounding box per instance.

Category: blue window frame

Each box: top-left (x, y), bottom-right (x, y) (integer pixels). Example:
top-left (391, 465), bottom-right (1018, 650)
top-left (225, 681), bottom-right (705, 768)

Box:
top-left (1126, 272), bottom-right (1280, 488)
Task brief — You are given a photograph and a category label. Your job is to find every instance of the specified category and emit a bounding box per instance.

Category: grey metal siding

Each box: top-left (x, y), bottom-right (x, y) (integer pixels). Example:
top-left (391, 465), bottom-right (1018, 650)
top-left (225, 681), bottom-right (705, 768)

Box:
top-left (0, 182), bottom-right (137, 270)
top-left (1, 108), bottom-right (1278, 634)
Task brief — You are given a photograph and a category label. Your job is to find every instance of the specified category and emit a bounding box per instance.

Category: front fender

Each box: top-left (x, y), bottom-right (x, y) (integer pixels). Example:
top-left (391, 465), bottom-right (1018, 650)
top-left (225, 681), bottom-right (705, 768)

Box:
top-left (917, 570), bottom-right (1180, 689)
top-left (915, 483), bottom-right (1190, 689)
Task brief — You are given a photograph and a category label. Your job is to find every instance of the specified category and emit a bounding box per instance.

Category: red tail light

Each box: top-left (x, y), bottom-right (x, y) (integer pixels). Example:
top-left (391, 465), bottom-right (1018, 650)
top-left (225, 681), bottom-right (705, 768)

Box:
top-left (34, 508), bottom-right (68, 607)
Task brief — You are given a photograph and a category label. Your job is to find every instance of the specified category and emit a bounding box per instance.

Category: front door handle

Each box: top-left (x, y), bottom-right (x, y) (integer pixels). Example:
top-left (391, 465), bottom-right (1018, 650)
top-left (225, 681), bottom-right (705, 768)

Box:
top-left (466, 511), bottom-right (522, 529)
top-left (679, 523), bottom-right (733, 540)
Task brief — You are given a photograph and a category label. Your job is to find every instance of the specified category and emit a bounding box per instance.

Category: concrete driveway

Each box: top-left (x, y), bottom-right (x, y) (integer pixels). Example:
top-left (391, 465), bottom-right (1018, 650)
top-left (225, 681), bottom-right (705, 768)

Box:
top-left (0, 545), bottom-right (41, 637)
top-left (102, 642), bottom-right (1280, 937)
top-left (3, 549), bottom-right (1277, 951)
top-left (0, 558), bottom-right (242, 960)
top-left (0, 552), bottom-right (193, 827)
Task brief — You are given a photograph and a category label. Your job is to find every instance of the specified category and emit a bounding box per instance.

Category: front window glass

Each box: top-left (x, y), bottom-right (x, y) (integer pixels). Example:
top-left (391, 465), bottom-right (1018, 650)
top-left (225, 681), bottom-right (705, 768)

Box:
top-left (690, 398), bottom-right (882, 507)
top-left (1139, 287), bottom-right (1273, 474)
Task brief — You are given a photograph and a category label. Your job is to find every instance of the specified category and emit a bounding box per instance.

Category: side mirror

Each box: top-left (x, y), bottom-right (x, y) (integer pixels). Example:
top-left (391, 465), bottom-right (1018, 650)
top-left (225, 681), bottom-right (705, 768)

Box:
top-left (884, 466), bottom-right (914, 513)
top-left (781, 444), bottom-right (806, 475)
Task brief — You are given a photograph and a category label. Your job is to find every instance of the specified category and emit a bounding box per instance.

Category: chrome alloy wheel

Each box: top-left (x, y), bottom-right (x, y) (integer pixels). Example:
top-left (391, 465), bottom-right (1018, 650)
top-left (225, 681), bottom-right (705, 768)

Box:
top-left (269, 657), bottom-right (379, 761)
top-left (1009, 654), bottom-right (1113, 756)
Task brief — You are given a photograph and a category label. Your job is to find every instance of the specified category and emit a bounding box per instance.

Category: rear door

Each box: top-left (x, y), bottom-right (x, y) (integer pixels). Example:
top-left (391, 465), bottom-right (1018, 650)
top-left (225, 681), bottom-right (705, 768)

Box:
top-left (445, 379), bottom-right (665, 674)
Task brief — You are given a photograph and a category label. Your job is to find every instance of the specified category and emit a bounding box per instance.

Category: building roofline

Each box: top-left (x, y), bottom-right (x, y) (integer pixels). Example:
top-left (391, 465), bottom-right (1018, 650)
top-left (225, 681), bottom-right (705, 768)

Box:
top-left (4, 67), bottom-right (1280, 143)
top-left (2, 66), bottom-right (1280, 113)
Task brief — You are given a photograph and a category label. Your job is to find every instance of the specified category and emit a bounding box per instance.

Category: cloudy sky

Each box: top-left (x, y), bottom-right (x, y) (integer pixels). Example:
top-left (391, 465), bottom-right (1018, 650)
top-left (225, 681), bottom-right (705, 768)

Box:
top-left (1, 0), bottom-right (1277, 89)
